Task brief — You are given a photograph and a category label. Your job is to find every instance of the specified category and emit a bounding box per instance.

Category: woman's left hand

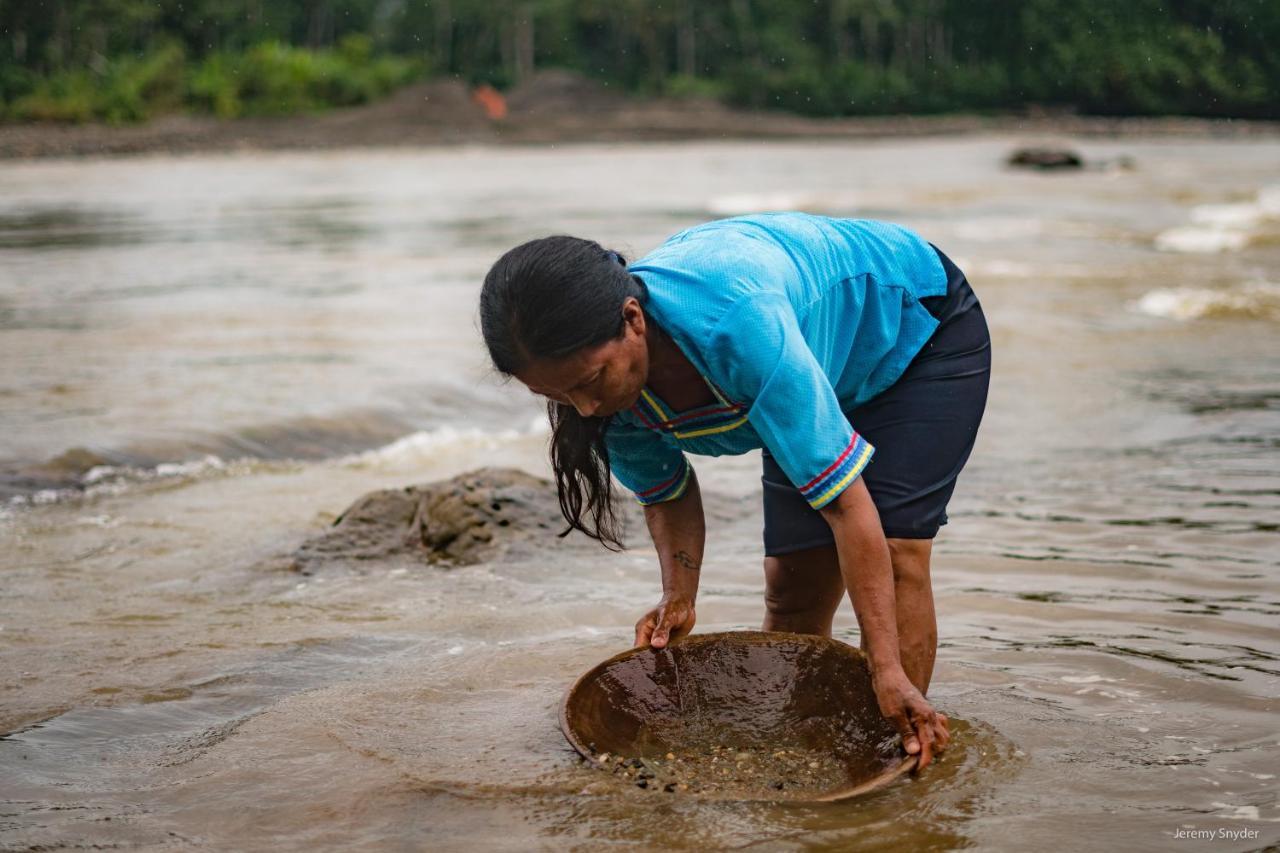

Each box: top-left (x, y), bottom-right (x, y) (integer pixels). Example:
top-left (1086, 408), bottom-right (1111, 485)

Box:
top-left (871, 668), bottom-right (950, 771)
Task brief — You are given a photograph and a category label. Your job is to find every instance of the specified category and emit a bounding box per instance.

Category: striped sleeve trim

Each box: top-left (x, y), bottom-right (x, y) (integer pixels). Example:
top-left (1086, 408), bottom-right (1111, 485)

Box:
top-left (632, 456), bottom-right (692, 506)
top-left (801, 434), bottom-right (875, 510)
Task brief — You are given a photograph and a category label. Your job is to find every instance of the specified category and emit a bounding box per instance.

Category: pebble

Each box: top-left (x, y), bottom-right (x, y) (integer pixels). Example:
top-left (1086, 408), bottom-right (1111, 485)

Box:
top-left (589, 744), bottom-right (849, 797)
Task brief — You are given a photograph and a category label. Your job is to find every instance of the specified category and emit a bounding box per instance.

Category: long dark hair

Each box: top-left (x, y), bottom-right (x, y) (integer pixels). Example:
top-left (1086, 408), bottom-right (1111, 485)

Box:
top-left (479, 235), bottom-right (647, 550)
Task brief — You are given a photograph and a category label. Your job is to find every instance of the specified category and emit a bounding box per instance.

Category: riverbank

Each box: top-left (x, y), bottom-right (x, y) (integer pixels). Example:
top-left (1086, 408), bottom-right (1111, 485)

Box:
top-left (3, 71), bottom-right (1279, 159)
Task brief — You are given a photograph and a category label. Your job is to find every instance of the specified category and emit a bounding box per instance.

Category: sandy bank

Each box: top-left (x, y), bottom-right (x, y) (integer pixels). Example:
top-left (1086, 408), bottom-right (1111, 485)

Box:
top-left (3, 70), bottom-right (1279, 159)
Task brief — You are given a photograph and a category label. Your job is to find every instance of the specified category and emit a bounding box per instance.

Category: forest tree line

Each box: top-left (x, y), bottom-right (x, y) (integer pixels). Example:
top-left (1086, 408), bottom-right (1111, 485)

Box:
top-left (1, 0), bottom-right (1275, 123)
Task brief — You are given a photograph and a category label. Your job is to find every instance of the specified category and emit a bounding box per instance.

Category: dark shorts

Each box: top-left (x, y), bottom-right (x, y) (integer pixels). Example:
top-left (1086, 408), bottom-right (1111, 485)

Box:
top-left (761, 247), bottom-right (991, 555)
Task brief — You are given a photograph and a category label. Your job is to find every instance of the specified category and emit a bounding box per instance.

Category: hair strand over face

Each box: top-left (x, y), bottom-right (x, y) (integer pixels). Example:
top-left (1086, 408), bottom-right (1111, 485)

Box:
top-left (479, 236), bottom-right (647, 550)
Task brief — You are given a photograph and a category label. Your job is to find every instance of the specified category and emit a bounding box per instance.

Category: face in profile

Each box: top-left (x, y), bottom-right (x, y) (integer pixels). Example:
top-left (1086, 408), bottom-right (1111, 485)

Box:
top-left (514, 297), bottom-right (649, 418)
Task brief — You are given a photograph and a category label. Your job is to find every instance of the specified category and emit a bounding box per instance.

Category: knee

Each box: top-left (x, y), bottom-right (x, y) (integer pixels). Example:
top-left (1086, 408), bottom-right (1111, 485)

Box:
top-left (887, 538), bottom-right (932, 587)
top-left (762, 553), bottom-right (838, 617)
top-left (762, 555), bottom-right (804, 616)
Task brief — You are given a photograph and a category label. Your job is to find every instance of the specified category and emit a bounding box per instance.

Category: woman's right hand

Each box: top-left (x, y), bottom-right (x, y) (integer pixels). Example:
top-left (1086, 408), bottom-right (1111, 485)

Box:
top-left (634, 596), bottom-right (696, 649)
top-left (871, 667), bottom-right (951, 771)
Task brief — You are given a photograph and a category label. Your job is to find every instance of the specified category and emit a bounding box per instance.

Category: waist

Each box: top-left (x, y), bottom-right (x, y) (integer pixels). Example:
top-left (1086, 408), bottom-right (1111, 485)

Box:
top-left (920, 244), bottom-right (979, 322)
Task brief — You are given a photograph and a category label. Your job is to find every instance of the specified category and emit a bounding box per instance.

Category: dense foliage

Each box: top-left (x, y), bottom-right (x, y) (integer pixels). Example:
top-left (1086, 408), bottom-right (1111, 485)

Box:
top-left (1, 0), bottom-right (1275, 123)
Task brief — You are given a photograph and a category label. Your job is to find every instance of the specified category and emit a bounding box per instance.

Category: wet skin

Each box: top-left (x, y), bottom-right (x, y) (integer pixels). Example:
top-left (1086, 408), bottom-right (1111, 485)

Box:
top-left (512, 296), bottom-right (950, 769)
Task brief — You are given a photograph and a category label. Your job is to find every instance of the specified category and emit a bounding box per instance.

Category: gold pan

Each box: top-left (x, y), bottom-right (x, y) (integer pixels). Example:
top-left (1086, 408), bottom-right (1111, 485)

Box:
top-left (560, 631), bottom-right (916, 801)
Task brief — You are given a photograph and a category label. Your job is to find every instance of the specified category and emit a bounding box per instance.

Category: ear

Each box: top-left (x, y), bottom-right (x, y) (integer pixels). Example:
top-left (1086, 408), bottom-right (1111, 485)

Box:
top-left (620, 296), bottom-right (646, 337)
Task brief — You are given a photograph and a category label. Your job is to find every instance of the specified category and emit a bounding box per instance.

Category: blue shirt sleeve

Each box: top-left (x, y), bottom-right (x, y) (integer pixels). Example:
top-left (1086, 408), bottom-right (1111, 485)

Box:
top-left (709, 292), bottom-right (874, 510)
top-left (603, 418), bottom-right (692, 505)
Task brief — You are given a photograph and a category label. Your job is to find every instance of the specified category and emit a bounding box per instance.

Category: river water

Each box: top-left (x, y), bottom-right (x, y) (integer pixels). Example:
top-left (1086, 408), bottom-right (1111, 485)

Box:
top-left (1, 138), bottom-right (1277, 851)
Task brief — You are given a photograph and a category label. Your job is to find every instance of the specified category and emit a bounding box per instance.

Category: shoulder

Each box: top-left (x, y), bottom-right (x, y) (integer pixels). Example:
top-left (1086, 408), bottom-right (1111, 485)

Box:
top-left (628, 218), bottom-right (797, 340)
top-left (645, 211), bottom-right (832, 248)
top-left (631, 216), bottom-right (801, 288)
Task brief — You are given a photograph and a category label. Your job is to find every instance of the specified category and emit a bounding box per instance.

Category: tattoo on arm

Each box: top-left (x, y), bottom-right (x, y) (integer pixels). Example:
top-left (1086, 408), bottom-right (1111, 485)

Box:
top-left (674, 550), bottom-right (700, 571)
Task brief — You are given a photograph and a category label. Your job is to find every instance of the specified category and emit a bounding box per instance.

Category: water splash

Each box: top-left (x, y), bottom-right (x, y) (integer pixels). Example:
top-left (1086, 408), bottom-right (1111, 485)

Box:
top-left (1132, 282), bottom-right (1280, 322)
top-left (1154, 184), bottom-right (1279, 253)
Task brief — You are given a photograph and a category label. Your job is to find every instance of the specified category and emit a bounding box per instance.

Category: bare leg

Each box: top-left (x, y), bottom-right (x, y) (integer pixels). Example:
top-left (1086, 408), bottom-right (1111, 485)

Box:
top-left (761, 545), bottom-right (844, 637)
top-left (762, 538), bottom-right (938, 694)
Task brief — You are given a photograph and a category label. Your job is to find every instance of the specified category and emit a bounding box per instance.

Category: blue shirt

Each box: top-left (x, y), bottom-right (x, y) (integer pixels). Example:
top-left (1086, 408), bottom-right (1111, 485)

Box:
top-left (605, 213), bottom-right (947, 510)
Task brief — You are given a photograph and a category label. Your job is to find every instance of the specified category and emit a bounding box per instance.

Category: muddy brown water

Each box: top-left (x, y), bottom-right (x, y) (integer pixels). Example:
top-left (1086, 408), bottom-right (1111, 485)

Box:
top-left (0, 139), bottom-right (1278, 850)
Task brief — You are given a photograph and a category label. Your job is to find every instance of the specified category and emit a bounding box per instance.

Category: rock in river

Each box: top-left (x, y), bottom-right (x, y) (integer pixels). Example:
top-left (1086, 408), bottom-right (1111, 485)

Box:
top-left (1006, 147), bottom-right (1084, 170)
top-left (290, 467), bottom-right (615, 570)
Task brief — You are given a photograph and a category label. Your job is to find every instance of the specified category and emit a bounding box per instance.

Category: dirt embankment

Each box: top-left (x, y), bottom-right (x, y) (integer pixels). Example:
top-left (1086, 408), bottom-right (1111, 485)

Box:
top-left (3, 69), bottom-right (1278, 159)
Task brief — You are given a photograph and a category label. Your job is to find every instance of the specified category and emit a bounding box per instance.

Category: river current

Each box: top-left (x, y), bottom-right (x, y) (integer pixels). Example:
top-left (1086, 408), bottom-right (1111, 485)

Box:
top-left (1, 138), bottom-right (1277, 850)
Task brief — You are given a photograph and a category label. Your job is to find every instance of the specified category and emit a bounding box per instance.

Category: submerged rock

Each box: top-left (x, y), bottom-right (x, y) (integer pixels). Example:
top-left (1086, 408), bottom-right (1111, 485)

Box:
top-left (1007, 147), bottom-right (1084, 170)
top-left (292, 467), bottom-right (605, 569)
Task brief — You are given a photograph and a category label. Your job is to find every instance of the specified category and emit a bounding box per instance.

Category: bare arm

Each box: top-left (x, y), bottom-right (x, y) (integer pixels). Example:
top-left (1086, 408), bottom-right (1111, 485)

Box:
top-left (818, 477), bottom-right (902, 671)
top-left (633, 466), bottom-right (705, 649)
top-left (819, 477), bottom-right (950, 769)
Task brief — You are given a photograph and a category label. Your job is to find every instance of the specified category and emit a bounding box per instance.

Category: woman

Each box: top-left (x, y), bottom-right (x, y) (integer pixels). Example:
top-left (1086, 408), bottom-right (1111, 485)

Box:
top-left (479, 212), bottom-right (990, 770)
